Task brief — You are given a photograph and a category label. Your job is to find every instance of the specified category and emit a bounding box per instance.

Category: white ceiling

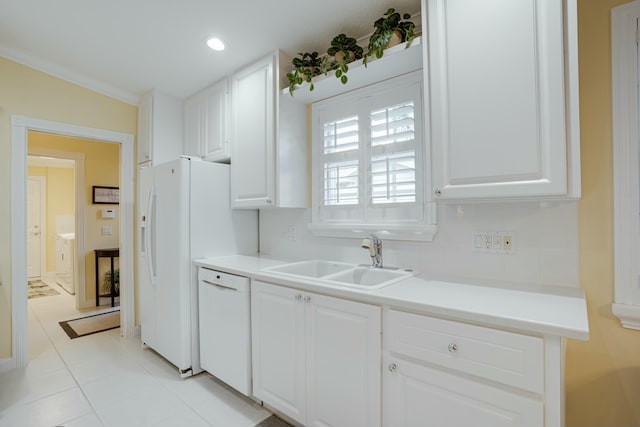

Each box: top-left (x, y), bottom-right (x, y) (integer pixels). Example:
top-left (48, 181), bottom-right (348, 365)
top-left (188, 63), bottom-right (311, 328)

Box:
top-left (0, 0), bottom-right (421, 105)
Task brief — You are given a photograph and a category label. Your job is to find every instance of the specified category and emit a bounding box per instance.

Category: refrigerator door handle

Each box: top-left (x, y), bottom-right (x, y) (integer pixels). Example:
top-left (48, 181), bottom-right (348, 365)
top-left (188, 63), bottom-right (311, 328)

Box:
top-left (145, 184), bottom-right (156, 286)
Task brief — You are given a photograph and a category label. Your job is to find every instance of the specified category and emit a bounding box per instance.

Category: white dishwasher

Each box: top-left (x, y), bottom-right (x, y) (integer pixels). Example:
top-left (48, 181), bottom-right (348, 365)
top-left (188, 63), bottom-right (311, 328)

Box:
top-left (198, 267), bottom-right (251, 396)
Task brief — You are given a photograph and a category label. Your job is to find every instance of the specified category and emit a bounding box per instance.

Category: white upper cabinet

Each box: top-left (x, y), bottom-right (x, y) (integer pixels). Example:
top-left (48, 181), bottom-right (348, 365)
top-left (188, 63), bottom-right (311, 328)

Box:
top-left (426, 0), bottom-right (580, 201)
top-left (230, 51), bottom-right (308, 209)
top-left (184, 78), bottom-right (230, 162)
top-left (137, 89), bottom-right (183, 166)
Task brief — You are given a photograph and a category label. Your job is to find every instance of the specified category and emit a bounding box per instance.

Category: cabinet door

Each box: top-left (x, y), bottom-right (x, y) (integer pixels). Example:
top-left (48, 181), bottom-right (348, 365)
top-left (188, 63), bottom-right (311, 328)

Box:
top-left (183, 94), bottom-right (204, 158)
top-left (427, 0), bottom-right (568, 200)
top-left (204, 79), bottom-right (230, 161)
top-left (251, 281), bottom-right (306, 424)
top-left (231, 53), bottom-right (276, 208)
top-left (137, 93), bottom-right (152, 164)
top-left (383, 357), bottom-right (543, 427)
top-left (306, 293), bottom-right (381, 427)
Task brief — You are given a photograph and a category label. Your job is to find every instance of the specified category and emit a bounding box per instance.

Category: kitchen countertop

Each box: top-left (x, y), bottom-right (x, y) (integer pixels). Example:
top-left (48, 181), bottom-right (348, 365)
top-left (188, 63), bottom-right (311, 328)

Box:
top-left (194, 254), bottom-right (589, 341)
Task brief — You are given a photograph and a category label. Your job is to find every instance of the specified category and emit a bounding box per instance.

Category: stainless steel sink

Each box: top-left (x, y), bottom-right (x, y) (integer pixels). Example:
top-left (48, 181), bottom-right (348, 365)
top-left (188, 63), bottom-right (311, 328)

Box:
top-left (263, 260), bottom-right (354, 278)
top-left (262, 260), bottom-right (412, 290)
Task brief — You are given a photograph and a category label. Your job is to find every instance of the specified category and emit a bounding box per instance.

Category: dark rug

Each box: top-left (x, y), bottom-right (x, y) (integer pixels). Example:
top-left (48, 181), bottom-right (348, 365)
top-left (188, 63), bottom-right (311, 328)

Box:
top-left (255, 415), bottom-right (293, 427)
top-left (59, 310), bottom-right (120, 339)
top-left (27, 280), bottom-right (60, 299)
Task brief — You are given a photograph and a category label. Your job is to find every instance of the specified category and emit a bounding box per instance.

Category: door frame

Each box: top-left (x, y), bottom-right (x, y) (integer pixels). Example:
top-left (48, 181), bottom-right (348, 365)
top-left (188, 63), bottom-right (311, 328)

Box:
top-left (28, 149), bottom-right (86, 308)
top-left (27, 175), bottom-right (46, 280)
top-left (11, 115), bottom-right (135, 369)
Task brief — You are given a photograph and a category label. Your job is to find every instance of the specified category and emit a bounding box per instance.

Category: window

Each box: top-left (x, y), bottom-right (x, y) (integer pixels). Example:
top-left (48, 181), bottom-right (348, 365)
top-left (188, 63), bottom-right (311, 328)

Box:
top-left (612, 2), bottom-right (640, 330)
top-left (310, 71), bottom-right (437, 241)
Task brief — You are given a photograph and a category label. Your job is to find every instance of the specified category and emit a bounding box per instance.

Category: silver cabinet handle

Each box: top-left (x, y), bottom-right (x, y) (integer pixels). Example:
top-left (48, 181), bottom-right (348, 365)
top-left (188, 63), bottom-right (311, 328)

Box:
top-left (448, 343), bottom-right (458, 353)
top-left (304, 296), bottom-right (311, 303)
top-left (388, 363), bottom-right (397, 372)
top-left (435, 188), bottom-right (442, 196)
top-left (295, 294), bottom-right (302, 301)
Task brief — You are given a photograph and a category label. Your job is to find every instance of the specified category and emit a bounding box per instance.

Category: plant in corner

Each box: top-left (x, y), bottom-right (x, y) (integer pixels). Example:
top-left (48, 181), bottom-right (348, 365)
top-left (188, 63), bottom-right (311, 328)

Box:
top-left (327, 33), bottom-right (364, 85)
top-left (286, 51), bottom-right (328, 95)
top-left (364, 8), bottom-right (416, 67)
top-left (103, 268), bottom-right (120, 296)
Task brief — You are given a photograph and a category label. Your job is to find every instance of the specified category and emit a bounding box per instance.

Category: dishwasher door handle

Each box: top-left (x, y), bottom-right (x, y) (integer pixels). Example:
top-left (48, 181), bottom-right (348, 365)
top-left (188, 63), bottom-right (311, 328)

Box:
top-left (201, 280), bottom-right (238, 291)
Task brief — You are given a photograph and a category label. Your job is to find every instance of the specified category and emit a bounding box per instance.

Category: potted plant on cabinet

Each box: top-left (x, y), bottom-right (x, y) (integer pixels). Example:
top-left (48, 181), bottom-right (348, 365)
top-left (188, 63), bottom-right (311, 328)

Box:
top-left (286, 51), bottom-right (331, 95)
top-left (327, 33), bottom-right (364, 85)
top-left (364, 8), bottom-right (416, 66)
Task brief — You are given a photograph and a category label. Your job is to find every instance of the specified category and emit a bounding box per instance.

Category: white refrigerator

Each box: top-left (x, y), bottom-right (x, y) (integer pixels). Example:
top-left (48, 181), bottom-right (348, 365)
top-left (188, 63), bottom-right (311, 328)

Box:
top-left (138, 157), bottom-right (257, 377)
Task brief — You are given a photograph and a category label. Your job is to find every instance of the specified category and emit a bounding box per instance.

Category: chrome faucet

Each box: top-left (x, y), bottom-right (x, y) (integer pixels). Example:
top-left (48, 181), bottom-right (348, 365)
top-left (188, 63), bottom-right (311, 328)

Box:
top-left (361, 235), bottom-right (383, 268)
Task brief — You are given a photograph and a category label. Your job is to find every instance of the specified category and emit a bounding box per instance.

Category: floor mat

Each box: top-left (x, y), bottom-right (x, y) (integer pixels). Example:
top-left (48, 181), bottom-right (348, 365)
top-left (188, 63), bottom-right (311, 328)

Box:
top-left (27, 280), bottom-right (60, 299)
top-left (59, 310), bottom-right (120, 339)
top-left (255, 415), bottom-right (293, 427)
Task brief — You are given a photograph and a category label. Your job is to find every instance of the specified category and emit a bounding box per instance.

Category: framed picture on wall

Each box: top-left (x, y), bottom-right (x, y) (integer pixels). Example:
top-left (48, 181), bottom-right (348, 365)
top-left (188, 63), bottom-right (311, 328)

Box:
top-left (92, 186), bottom-right (119, 204)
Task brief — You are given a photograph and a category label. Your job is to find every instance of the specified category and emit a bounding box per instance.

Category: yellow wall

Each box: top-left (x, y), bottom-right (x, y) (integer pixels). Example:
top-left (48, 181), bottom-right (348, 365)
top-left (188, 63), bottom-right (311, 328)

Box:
top-left (565, 0), bottom-right (640, 425)
top-left (0, 56), bottom-right (137, 359)
top-left (27, 134), bottom-right (121, 304)
top-left (27, 164), bottom-right (75, 272)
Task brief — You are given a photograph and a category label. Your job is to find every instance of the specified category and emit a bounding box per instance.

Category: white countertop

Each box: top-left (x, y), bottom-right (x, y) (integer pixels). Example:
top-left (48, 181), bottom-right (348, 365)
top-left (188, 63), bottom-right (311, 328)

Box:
top-left (194, 255), bottom-right (589, 341)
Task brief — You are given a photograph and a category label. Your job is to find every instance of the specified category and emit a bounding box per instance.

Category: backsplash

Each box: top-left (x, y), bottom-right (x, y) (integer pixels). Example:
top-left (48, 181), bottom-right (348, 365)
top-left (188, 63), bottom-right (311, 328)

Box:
top-left (259, 201), bottom-right (579, 289)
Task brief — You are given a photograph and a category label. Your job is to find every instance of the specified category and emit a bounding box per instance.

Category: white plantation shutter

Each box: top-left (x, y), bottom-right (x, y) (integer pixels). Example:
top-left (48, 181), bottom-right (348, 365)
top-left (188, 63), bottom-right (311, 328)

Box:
top-left (313, 71), bottom-right (425, 229)
top-left (370, 101), bottom-right (417, 204)
top-left (324, 115), bottom-right (359, 154)
top-left (324, 160), bottom-right (359, 205)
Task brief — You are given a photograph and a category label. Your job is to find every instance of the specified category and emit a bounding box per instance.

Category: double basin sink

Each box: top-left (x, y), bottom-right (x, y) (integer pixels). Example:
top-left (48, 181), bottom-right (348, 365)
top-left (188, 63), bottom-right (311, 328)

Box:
top-left (262, 259), bottom-right (413, 290)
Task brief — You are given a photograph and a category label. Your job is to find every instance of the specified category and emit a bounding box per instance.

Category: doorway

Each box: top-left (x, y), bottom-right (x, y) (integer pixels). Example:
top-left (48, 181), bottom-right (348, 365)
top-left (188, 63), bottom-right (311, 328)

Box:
top-left (11, 115), bottom-right (135, 369)
top-left (26, 152), bottom-right (84, 313)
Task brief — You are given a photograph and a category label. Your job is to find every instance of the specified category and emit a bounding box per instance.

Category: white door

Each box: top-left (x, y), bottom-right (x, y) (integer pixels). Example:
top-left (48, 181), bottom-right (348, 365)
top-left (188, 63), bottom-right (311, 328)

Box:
top-left (153, 159), bottom-right (191, 371)
top-left (184, 93), bottom-right (204, 158)
top-left (204, 78), bottom-right (230, 161)
top-left (27, 176), bottom-right (45, 279)
top-left (251, 281), bottom-right (306, 424)
top-left (383, 356), bottom-right (543, 427)
top-left (427, 0), bottom-right (568, 200)
top-left (306, 293), bottom-right (381, 427)
top-left (139, 165), bottom-right (156, 348)
top-left (231, 53), bottom-right (276, 208)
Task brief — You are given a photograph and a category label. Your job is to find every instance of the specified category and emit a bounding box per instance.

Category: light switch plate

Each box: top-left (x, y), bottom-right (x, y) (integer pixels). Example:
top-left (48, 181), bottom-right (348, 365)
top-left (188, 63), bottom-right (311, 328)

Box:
top-left (472, 231), bottom-right (515, 254)
top-left (102, 226), bottom-right (113, 236)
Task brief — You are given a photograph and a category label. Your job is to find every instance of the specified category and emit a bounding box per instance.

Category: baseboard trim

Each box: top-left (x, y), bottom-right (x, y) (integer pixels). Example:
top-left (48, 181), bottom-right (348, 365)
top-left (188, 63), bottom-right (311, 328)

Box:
top-left (0, 356), bottom-right (16, 374)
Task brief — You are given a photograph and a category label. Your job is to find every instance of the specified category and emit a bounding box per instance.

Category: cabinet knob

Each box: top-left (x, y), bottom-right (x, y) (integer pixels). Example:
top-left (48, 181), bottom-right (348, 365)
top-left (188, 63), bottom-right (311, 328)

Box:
top-left (266, 199), bottom-right (272, 204)
top-left (448, 343), bottom-right (458, 353)
top-left (434, 188), bottom-right (442, 197)
top-left (295, 294), bottom-right (302, 301)
top-left (388, 363), bottom-right (397, 372)
top-left (304, 296), bottom-right (311, 303)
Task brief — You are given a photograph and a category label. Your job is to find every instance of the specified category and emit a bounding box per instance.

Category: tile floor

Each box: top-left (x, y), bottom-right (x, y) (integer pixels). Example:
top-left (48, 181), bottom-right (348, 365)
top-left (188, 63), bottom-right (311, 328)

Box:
top-left (0, 281), bottom-right (273, 427)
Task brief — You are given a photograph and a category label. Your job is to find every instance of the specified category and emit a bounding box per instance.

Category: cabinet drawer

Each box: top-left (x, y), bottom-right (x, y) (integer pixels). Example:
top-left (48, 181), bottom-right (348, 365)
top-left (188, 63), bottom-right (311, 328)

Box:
top-left (386, 310), bottom-right (543, 393)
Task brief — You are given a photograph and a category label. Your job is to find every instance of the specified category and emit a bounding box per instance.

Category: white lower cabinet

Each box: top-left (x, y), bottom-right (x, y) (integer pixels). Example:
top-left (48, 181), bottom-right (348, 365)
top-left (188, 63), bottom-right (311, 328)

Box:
top-left (383, 309), bottom-right (557, 427)
top-left (383, 357), bottom-right (543, 427)
top-left (251, 280), bottom-right (381, 427)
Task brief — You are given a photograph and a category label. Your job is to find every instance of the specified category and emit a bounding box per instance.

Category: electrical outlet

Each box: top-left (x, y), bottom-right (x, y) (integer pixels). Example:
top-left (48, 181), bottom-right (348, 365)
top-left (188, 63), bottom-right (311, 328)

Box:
top-left (503, 235), bottom-right (513, 250)
top-left (472, 231), bottom-right (516, 254)
top-left (286, 226), bottom-right (297, 241)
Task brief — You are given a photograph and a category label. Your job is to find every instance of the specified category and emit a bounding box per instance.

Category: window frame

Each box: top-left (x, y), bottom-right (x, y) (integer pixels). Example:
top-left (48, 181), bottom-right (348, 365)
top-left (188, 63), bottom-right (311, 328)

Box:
top-left (309, 71), bottom-right (438, 241)
top-left (612, 1), bottom-right (640, 330)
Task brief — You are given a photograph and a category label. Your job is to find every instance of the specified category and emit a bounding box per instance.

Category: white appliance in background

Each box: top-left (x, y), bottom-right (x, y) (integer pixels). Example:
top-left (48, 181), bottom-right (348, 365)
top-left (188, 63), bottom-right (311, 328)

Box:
top-left (138, 157), bottom-right (258, 377)
top-left (198, 267), bottom-right (251, 396)
top-left (55, 232), bottom-right (76, 294)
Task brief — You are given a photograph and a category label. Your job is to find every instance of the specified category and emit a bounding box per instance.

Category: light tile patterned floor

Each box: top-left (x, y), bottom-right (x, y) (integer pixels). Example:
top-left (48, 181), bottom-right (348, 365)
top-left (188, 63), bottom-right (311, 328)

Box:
top-left (0, 281), bottom-right (272, 427)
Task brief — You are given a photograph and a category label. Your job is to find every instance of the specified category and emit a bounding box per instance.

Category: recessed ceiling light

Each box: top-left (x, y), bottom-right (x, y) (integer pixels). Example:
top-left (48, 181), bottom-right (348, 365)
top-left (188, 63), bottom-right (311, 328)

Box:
top-left (206, 37), bottom-right (226, 51)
